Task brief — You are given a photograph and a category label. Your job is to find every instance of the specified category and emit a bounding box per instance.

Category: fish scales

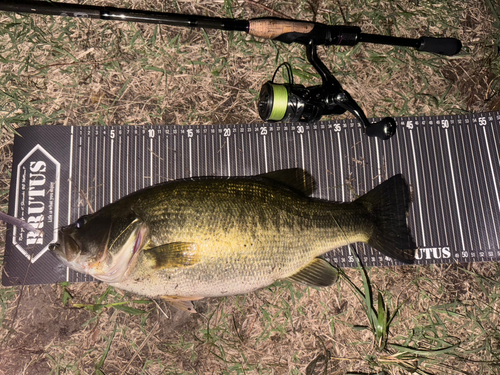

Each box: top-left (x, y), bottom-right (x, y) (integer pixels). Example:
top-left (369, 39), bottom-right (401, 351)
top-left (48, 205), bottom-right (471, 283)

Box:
top-left (117, 177), bottom-right (368, 297)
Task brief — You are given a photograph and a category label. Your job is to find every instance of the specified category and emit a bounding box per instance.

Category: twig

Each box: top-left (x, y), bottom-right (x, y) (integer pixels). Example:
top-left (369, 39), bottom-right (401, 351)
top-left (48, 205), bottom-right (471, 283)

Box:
top-left (119, 321), bottom-right (159, 375)
top-left (244, 0), bottom-right (288, 18)
top-left (0, 211), bottom-right (40, 233)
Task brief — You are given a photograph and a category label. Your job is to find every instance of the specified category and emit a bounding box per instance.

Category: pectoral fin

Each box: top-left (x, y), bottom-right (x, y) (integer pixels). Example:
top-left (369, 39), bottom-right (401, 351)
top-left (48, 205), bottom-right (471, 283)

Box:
top-left (147, 242), bottom-right (200, 269)
top-left (160, 295), bottom-right (203, 314)
top-left (286, 258), bottom-right (338, 287)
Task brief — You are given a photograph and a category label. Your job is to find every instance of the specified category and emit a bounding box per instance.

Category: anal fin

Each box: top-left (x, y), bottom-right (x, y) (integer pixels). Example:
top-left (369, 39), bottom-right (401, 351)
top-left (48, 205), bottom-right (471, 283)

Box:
top-left (286, 258), bottom-right (338, 287)
top-left (160, 295), bottom-right (203, 314)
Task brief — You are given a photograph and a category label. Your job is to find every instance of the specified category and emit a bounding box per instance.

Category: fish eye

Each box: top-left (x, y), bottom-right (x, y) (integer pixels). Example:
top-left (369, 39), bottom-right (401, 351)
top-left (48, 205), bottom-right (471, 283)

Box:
top-left (76, 216), bottom-right (88, 229)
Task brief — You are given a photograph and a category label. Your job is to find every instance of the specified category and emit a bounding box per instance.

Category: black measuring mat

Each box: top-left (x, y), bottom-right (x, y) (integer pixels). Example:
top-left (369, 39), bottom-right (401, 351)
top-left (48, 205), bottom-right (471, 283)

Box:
top-left (3, 112), bottom-right (500, 286)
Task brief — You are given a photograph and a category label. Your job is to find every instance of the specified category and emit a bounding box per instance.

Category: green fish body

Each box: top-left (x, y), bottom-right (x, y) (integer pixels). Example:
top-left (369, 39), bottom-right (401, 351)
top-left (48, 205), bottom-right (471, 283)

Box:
top-left (51, 169), bottom-right (415, 310)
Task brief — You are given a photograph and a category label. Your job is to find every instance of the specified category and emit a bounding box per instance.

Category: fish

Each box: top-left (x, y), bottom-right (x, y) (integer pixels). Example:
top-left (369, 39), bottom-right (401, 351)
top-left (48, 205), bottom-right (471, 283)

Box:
top-left (50, 168), bottom-right (416, 312)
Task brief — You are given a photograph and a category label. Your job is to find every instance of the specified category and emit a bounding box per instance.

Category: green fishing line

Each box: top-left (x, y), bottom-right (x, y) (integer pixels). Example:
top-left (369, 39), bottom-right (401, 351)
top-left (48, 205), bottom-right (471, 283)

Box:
top-left (269, 84), bottom-right (288, 121)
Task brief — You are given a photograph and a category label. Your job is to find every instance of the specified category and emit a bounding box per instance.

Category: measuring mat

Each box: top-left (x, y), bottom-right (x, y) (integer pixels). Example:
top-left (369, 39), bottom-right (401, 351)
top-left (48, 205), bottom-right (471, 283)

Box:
top-left (3, 112), bottom-right (500, 286)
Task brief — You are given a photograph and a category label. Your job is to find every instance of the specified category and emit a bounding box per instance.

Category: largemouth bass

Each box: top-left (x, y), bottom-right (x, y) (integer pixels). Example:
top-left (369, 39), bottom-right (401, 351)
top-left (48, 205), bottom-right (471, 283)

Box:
top-left (50, 169), bottom-right (415, 312)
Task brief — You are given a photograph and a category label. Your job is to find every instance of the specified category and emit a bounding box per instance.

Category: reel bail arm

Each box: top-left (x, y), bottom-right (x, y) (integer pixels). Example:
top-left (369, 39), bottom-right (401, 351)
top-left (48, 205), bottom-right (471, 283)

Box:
top-left (306, 43), bottom-right (396, 140)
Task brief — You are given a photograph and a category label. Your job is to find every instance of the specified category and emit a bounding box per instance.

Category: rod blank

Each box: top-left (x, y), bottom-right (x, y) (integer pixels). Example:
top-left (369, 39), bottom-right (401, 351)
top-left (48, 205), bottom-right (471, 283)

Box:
top-left (0, 0), bottom-right (461, 55)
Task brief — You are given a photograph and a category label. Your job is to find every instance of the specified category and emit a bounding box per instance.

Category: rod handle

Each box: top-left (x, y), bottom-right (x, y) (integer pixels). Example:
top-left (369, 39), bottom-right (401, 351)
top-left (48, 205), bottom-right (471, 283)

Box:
top-left (248, 19), bottom-right (315, 40)
top-left (418, 36), bottom-right (462, 56)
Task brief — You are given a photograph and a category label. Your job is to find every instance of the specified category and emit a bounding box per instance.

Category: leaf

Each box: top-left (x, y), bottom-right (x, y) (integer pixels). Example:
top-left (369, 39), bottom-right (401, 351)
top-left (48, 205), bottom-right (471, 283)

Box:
top-left (390, 343), bottom-right (460, 356)
top-left (112, 304), bottom-right (147, 315)
top-left (72, 303), bottom-right (106, 312)
top-left (376, 292), bottom-right (387, 337)
top-left (62, 288), bottom-right (73, 306)
top-left (95, 322), bottom-right (118, 374)
top-left (353, 325), bottom-right (370, 331)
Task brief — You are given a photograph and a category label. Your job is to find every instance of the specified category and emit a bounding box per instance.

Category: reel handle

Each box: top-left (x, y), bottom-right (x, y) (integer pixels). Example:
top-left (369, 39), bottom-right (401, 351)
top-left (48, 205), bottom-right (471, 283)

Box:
top-left (365, 117), bottom-right (397, 140)
top-left (333, 91), bottom-right (396, 140)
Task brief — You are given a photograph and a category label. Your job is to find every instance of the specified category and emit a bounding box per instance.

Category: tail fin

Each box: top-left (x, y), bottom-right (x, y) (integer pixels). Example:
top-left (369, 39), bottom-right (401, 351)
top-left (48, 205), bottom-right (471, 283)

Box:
top-left (355, 175), bottom-right (416, 264)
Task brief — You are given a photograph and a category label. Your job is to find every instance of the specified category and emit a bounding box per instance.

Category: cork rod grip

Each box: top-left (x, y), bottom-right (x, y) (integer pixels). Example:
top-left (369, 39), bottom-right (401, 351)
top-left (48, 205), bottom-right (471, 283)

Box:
top-left (248, 19), bottom-right (315, 39)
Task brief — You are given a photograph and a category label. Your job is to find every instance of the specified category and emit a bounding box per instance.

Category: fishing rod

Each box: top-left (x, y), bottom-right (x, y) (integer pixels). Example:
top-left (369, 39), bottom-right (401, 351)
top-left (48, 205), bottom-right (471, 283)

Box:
top-left (1, 1), bottom-right (462, 140)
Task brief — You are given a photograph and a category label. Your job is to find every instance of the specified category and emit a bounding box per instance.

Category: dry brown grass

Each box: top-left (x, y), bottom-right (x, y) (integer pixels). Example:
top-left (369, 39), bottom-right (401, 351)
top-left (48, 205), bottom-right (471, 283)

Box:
top-left (0, 0), bottom-right (499, 374)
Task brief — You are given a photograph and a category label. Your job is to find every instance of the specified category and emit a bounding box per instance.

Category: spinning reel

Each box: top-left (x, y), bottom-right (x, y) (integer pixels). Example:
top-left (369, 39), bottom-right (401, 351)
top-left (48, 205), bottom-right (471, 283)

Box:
top-left (258, 42), bottom-right (396, 140)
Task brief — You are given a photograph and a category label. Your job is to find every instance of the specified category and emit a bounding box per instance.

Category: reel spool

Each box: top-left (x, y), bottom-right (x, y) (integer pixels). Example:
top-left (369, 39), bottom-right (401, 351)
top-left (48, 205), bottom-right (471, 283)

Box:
top-left (258, 63), bottom-right (324, 123)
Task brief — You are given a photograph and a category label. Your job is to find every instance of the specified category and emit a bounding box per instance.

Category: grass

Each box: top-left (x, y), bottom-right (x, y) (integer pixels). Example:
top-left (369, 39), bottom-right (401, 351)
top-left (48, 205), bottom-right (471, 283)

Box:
top-left (0, 0), bottom-right (499, 373)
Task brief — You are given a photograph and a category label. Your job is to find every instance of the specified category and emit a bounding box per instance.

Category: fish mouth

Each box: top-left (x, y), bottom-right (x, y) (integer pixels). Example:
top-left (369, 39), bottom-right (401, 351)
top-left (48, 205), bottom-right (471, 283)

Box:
top-left (49, 232), bottom-right (89, 274)
top-left (50, 230), bottom-right (78, 260)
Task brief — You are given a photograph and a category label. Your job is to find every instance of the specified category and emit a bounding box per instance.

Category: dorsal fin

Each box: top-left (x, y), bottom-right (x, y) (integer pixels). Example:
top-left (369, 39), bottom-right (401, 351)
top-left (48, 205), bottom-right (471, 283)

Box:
top-left (259, 168), bottom-right (316, 196)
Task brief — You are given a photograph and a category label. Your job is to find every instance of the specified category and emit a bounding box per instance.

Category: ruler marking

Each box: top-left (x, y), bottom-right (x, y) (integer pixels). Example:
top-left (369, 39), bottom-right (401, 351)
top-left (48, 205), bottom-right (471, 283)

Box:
top-left (142, 133), bottom-right (146, 187)
top-left (67, 126), bottom-right (74, 225)
top-left (457, 123), bottom-right (478, 250)
top-left (196, 128), bottom-right (200, 177)
top-left (467, 122), bottom-right (491, 249)
top-left (445, 126), bottom-right (466, 251)
top-left (402, 121), bottom-right (416, 251)
top-left (263, 130), bottom-right (268, 173)
top-left (240, 132), bottom-right (245, 175)
top-left (204, 129), bottom-right (208, 175)
top-left (227, 131), bottom-right (231, 176)
top-left (337, 131), bottom-right (344, 200)
top-left (173, 135), bottom-right (177, 179)
top-left (489, 114), bottom-right (500, 249)
top-left (168, 132), bottom-right (171, 179)
top-left (483, 125), bottom-right (500, 212)
top-left (86, 130), bottom-right (90, 213)
top-left (77, 129), bottom-right (82, 219)
top-left (482, 126), bottom-right (500, 247)
top-left (440, 122), bottom-right (458, 253)
top-left (219, 134), bottom-right (223, 175)
top-left (94, 132), bottom-right (98, 210)
top-left (375, 136), bottom-right (381, 184)
top-left (65, 127), bottom-right (75, 281)
top-left (432, 126), bottom-right (451, 248)
top-left (213, 127), bottom-right (217, 174)
top-left (255, 129), bottom-right (260, 173)
top-left (409, 130), bottom-right (426, 246)
top-left (285, 130), bottom-right (295, 168)
top-left (181, 133), bottom-right (185, 178)
top-left (118, 130), bottom-right (122, 199)
top-left (423, 122), bottom-right (439, 245)
top-left (455, 119), bottom-right (475, 252)
top-left (322, 127), bottom-right (329, 200)
top-left (189, 133), bottom-right (193, 178)
top-left (299, 132), bottom-right (305, 170)
top-left (134, 132), bottom-right (137, 192)
top-left (278, 129), bottom-right (283, 171)
top-left (234, 126), bottom-right (238, 175)
top-left (270, 130), bottom-right (275, 172)
top-left (102, 131), bottom-right (106, 207)
top-left (150, 136), bottom-right (154, 184)
top-left (110, 134), bottom-right (114, 202)
top-left (126, 132), bottom-right (129, 195)
top-left (158, 135), bottom-right (162, 182)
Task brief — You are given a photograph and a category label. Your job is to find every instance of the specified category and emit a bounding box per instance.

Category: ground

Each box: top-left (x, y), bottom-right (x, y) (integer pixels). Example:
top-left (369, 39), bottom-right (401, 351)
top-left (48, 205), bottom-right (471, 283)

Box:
top-left (0, 0), bottom-right (499, 374)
